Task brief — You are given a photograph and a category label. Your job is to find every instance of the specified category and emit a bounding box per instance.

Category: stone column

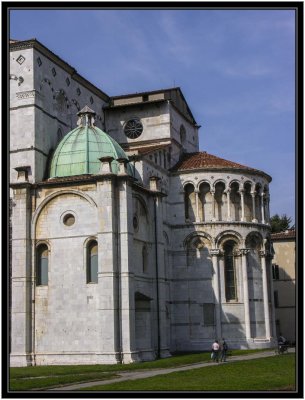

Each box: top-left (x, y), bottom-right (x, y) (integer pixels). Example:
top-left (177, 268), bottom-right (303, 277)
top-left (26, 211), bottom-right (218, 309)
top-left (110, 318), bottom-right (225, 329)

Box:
top-left (118, 176), bottom-right (140, 363)
top-left (211, 190), bottom-right (216, 221)
top-left (261, 193), bottom-right (265, 224)
top-left (195, 190), bottom-right (200, 222)
top-left (210, 249), bottom-right (222, 339)
top-left (10, 184), bottom-right (33, 367)
top-left (226, 189), bottom-right (231, 221)
top-left (259, 251), bottom-right (271, 339)
top-left (96, 178), bottom-right (120, 364)
top-left (241, 249), bottom-right (251, 340)
top-left (251, 192), bottom-right (257, 223)
top-left (239, 189), bottom-right (245, 222)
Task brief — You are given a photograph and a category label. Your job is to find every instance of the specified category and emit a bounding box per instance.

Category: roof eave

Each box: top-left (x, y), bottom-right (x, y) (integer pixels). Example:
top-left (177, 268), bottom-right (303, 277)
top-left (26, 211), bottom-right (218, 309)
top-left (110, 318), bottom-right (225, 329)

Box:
top-left (170, 166), bottom-right (272, 181)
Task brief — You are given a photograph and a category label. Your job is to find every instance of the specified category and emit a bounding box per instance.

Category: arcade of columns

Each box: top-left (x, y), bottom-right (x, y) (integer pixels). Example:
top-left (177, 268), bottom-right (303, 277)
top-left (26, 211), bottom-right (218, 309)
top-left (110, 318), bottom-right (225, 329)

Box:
top-left (184, 180), bottom-right (270, 224)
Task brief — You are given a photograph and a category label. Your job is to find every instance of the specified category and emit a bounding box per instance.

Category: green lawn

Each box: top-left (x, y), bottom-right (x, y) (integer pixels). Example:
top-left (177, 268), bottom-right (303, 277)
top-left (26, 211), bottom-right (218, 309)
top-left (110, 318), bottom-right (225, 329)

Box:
top-left (83, 354), bottom-right (296, 391)
top-left (9, 349), bottom-right (284, 391)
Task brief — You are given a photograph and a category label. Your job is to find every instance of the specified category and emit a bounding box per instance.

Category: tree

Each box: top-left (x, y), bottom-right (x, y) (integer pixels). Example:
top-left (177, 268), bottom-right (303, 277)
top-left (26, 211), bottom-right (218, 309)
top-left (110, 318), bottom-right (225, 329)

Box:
top-left (270, 214), bottom-right (294, 233)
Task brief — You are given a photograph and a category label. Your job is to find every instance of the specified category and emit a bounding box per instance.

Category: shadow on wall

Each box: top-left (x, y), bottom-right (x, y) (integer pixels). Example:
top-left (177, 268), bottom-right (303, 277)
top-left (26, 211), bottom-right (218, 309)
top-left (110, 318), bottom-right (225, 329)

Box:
top-left (273, 265), bottom-right (296, 343)
top-left (221, 311), bottom-right (245, 348)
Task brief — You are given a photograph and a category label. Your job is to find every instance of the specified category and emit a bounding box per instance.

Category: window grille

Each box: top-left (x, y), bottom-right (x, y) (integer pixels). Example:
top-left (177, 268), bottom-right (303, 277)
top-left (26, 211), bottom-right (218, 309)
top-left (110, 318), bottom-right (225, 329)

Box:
top-left (224, 241), bottom-right (237, 301)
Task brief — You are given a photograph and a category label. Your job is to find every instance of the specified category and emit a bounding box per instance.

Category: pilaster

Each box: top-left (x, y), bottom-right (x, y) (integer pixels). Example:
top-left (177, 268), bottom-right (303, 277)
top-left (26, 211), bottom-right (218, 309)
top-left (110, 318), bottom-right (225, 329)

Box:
top-left (259, 250), bottom-right (271, 339)
top-left (10, 185), bottom-right (33, 367)
top-left (118, 177), bottom-right (140, 363)
top-left (210, 249), bottom-right (223, 339)
top-left (154, 194), bottom-right (171, 358)
top-left (96, 178), bottom-right (120, 363)
top-left (241, 248), bottom-right (251, 340)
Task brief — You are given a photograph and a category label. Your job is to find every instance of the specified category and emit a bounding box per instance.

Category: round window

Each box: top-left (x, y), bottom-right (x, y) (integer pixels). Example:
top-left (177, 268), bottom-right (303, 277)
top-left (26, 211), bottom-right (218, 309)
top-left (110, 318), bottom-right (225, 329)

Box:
top-left (63, 213), bottom-right (75, 226)
top-left (124, 119), bottom-right (143, 139)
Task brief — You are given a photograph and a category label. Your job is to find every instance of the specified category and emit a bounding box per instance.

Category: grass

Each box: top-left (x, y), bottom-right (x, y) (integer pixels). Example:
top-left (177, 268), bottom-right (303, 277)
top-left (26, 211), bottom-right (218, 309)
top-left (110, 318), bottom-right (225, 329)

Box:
top-left (10, 372), bottom-right (118, 391)
top-left (82, 354), bottom-right (296, 391)
top-left (9, 349), bottom-right (280, 391)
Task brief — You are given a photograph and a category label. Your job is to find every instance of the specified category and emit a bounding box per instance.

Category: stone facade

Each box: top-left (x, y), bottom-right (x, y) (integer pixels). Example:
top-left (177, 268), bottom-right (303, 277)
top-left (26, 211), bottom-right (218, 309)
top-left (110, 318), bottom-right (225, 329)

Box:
top-left (271, 230), bottom-right (296, 343)
top-left (10, 39), bottom-right (276, 367)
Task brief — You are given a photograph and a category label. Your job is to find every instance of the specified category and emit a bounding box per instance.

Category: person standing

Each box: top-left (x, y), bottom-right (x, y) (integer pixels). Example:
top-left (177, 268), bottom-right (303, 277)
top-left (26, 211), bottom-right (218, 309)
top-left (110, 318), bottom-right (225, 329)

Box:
top-left (220, 338), bottom-right (228, 362)
top-left (211, 340), bottom-right (220, 362)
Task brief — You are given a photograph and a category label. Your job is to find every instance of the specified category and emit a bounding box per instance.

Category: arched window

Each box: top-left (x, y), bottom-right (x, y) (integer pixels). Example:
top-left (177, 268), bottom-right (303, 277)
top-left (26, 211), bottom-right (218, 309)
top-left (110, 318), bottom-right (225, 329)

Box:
top-left (198, 182), bottom-right (211, 222)
top-left (180, 125), bottom-right (186, 145)
top-left (36, 244), bottom-right (48, 286)
top-left (224, 241), bottom-right (237, 301)
top-left (142, 244), bottom-right (148, 273)
top-left (230, 182), bottom-right (241, 221)
top-left (87, 241), bottom-right (98, 283)
top-left (184, 183), bottom-right (196, 221)
top-left (214, 181), bottom-right (226, 221)
top-left (243, 182), bottom-right (253, 222)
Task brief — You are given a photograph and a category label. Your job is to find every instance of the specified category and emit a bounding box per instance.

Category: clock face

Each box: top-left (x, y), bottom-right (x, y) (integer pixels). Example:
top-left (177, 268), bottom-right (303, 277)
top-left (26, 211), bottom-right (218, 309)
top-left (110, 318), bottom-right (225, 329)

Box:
top-left (124, 119), bottom-right (143, 139)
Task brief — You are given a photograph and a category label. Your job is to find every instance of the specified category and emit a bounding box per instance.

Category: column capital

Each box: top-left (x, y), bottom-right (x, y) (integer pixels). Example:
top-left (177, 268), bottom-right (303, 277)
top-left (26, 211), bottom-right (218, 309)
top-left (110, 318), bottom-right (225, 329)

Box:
top-left (194, 188), bottom-right (200, 193)
top-left (210, 190), bottom-right (215, 196)
top-left (233, 250), bottom-right (242, 257)
top-left (210, 249), bottom-right (223, 257)
top-left (240, 248), bottom-right (250, 256)
top-left (259, 250), bottom-right (267, 258)
top-left (250, 191), bottom-right (256, 197)
top-left (238, 189), bottom-right (245, 195)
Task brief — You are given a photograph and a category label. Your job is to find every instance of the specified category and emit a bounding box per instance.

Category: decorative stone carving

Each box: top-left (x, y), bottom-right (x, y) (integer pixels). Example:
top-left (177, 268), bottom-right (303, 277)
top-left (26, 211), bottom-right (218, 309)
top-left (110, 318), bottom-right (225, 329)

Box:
top-left (210, 249), bottom-right (223, 257)
top-left (240, 248), bottom-right (250, 256)
top-left (16, 90), bottom-right (42, 100)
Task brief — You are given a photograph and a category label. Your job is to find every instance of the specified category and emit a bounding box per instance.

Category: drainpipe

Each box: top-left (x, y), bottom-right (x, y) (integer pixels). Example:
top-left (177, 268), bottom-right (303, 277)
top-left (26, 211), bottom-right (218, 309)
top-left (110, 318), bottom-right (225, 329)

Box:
top-left (115, 178), bottom-right (123, 363)
top-left (153, 195), bottom-right (161, 359)
top-left (31, 188), bottom-right (36, 366)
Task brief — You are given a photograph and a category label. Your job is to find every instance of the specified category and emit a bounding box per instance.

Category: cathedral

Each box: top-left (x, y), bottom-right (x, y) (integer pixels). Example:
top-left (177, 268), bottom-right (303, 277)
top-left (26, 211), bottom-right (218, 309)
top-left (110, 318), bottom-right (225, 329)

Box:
top-left (10, 38), bottom-right (276, 367)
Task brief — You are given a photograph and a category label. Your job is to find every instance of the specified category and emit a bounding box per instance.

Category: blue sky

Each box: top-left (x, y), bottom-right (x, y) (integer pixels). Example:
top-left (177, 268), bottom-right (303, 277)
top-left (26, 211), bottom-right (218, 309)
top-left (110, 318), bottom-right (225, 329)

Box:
top-left (10, 8), bottom-right (296, 223)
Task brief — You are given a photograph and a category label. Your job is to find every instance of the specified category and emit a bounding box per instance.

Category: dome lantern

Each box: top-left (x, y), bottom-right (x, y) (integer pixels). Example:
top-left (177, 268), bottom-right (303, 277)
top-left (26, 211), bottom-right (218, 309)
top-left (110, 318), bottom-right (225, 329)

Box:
top-left (77, 105), bottom-right (96, 127)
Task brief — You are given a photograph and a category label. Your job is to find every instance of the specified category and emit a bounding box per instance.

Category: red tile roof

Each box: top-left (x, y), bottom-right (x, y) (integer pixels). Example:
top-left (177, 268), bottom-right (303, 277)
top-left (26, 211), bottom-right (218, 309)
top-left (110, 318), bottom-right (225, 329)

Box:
top-left (271, 229), bottom-right (296, 240)
top-left (170, 151), bottom-right (270, 178)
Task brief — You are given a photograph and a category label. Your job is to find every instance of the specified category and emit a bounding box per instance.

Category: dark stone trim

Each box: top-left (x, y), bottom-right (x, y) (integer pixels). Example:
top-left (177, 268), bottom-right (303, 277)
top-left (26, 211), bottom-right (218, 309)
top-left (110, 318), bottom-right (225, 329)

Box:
top-left (104, 98), bottom-right (166, 110)
top-left (170, 323), bottom-right (201, 327)
top-left (10, 146), bottom-right (48, 157)
top-left (10, 104), bottom-right (70, 128)
top-left (170, 221), bottom-right (271, 230)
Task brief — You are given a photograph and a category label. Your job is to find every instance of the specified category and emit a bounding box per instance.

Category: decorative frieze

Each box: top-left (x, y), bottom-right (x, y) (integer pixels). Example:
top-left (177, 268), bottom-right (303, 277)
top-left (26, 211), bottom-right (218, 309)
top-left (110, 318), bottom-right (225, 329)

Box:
top-left (16, 90), bottom-right (43, 100)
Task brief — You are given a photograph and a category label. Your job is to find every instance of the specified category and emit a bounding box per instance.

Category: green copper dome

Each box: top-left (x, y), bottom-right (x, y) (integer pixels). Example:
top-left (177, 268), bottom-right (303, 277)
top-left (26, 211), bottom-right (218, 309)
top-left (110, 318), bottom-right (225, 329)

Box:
top-left (50, 106), bottom-right (132, 178)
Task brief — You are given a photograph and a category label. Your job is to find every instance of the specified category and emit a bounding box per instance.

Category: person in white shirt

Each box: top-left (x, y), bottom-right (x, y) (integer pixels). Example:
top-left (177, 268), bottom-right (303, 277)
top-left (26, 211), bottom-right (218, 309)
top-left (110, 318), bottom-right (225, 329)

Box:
top-left (211, 340), bottom-right (220, 362)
